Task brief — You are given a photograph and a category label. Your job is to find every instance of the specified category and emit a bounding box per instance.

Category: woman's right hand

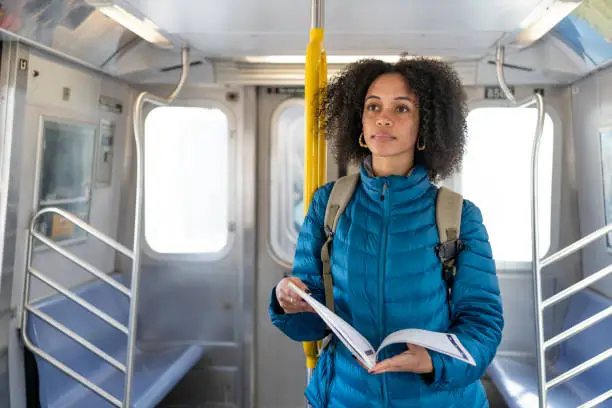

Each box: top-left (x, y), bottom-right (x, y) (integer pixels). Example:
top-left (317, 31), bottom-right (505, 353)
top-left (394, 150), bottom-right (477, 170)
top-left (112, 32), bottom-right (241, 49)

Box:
top-left (275, 277), bottom-right (316, 314)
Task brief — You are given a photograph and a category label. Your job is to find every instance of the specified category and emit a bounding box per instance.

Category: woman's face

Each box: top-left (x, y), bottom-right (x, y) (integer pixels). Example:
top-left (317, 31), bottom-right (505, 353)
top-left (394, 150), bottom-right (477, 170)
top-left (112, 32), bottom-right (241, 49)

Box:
top-left (361, 73), bottom-right (420, 160)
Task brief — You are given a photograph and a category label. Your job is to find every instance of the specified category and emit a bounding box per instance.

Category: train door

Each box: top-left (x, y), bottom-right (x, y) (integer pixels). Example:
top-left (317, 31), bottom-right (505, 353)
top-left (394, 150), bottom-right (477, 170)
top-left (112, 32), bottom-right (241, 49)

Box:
top-left (116, 86), bottom-right (256, 408)
top-left (255, 86), bottom-right (339, 408)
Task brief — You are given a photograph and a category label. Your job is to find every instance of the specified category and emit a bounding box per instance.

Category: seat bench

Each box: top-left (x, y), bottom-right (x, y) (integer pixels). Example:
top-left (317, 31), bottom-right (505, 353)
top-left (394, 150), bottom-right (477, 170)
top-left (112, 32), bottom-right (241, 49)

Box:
top-left (487, 288), bottom-right (612, 408)
top-left (25, 273), bottom-right (203, 408)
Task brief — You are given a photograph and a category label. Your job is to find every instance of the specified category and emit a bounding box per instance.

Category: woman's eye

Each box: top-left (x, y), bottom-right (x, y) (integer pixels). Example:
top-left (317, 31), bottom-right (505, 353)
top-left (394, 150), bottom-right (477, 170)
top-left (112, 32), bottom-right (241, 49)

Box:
top-left (366, 104), bottom-right (379, 112)
top-left (396, 105), bottom-right (409, 113)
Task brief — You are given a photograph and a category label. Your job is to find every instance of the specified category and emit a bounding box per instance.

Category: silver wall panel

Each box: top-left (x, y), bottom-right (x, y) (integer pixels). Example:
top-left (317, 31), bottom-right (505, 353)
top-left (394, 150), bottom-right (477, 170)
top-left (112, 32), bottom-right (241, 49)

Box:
top-left (0, 41), bottom-right (31, 408)
top-left (255, 87), bottom-right (312, 408)
top-left (10, 50), bottom-right (131, 318)
top-left (255, 87), bottom-right (339, 408)
top-left (0, 349), bottom-right (8, 408)
top-left (116, 84), bottom-right (255, 408)
top-left (571, 66), bottom-right (612, 298)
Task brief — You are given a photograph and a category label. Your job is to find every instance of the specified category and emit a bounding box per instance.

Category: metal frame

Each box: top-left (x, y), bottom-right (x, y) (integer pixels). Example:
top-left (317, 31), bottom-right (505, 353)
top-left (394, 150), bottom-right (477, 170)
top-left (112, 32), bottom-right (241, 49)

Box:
top-left (496, 45), bottom-right (612, 408)
top-left (126, 45), bottom-right (190, 407)
top-left (20, 47), bottom-right (190, 408)
top-left (21, 208), bottom-right (134, 407)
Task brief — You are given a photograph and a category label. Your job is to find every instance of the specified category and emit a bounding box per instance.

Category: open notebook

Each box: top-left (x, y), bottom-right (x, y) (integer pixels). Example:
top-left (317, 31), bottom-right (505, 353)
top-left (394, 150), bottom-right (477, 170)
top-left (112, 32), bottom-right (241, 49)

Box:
top-left (288, 282), bottom-right (476, 370)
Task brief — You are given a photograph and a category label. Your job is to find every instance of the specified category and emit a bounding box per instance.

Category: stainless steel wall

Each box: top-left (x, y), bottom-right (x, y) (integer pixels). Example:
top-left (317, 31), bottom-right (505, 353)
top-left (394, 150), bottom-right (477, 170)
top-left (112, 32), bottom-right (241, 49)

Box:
top-left (462, 85), bottom-right (583, 358)
top-left (0, 40), bottom-right (30, 408)
top-left (0, 42), bottom-right (131, 408)
top-left (571, 65), bottom-right (612, 298)
top-left (10, 49), bottom-right (131, 313)
top-left (255, 87), bottom-right (342, 408)
top-left (115, 84), bottom-right (256, 408)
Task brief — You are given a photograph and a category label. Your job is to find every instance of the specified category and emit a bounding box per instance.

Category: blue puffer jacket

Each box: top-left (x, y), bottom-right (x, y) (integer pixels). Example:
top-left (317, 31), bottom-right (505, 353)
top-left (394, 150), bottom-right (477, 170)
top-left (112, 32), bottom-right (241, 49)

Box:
top-left (269, 161), bottom-right (504, 408)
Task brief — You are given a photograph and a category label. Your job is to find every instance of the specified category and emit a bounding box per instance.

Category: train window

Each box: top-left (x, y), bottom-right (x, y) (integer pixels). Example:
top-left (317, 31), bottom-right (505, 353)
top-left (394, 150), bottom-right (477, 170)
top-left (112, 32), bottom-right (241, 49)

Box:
top-left (270, 100), bottom-right (304, 264)
top-left (462, 107), bottom-right (555, 263)
top-left (35, 120), bottom-right (96, 246)
top-left (144, 106), bottom-right (229, 254)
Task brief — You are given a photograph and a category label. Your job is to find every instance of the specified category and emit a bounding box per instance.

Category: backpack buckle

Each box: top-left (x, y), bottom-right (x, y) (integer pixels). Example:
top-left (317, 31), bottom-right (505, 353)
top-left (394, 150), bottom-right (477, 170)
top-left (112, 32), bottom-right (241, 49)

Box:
top-left (435, 239), bottom-right (464, 262)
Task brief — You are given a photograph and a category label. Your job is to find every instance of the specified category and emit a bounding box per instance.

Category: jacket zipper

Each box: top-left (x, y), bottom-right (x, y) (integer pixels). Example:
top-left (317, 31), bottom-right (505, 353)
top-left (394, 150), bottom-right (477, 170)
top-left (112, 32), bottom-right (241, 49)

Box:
top-left (379, 181), bottom-right (390, 406)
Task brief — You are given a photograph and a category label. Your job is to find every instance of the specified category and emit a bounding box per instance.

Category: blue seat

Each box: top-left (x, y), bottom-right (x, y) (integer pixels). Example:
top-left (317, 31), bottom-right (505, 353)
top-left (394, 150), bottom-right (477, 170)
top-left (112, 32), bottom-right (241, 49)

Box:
top-left (25, 273), bottom-right (204, 408)
top-left (488, 288), bottom-right (612, 408)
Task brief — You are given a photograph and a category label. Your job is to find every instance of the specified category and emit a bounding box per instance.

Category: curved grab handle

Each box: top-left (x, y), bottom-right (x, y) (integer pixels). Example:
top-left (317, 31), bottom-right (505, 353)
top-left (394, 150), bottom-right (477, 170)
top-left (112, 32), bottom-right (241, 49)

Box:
top-left (126, 46), bottom-right (191, 407)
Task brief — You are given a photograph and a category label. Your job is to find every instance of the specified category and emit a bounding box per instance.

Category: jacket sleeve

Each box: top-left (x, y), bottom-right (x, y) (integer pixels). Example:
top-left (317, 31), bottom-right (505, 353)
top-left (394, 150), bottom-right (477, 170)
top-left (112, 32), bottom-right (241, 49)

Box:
top-left (428, 199), bottom-right (504, 389)
top-left (268, 183), bottom-right (333, 342)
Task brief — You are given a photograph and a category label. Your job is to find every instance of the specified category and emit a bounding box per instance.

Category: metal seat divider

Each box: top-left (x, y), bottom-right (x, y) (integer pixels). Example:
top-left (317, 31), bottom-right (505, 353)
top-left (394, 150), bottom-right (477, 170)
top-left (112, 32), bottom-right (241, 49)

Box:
top-left (19, 47), bottom-right (191, 408)
top-left (496, 45), bottom-right (612, 408)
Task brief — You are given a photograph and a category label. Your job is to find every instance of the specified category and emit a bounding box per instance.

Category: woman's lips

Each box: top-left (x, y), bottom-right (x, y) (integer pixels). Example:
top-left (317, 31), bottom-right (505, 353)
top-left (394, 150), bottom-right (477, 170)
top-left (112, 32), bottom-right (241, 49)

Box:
top-left (373, 133), bottom-right (395, 141)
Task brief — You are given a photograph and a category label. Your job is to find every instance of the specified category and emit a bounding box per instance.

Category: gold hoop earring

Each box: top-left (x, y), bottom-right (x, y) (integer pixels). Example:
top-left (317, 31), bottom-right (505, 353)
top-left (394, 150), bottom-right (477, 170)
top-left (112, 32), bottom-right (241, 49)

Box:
top-left (359, 132), bottom-right (368, 148)
top-left (416, 138), bottom-right (426, 151)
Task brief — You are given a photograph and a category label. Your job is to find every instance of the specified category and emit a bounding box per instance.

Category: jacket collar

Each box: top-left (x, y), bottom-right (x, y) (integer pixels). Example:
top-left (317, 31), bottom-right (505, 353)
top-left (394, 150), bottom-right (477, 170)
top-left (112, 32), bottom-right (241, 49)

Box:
top-left (359, 155), bottom-right (432, 202)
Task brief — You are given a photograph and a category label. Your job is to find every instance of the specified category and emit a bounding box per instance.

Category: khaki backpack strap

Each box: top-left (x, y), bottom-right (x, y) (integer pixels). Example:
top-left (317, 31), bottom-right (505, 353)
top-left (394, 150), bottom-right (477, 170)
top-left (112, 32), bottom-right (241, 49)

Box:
top-left (320, 173), bottom-right (360, 313)
top-left (435, 187), bottom-right (464, 304)
top-left (436, 187), bottom-right (463, 242)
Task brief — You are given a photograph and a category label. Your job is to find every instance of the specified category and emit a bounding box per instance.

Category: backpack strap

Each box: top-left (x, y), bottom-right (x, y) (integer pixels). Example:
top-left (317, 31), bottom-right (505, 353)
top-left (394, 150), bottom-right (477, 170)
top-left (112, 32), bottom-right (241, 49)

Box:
top-left (320, 173), bottom-right (360, 313)
top-left (435, 187), bottom-right (464, 305)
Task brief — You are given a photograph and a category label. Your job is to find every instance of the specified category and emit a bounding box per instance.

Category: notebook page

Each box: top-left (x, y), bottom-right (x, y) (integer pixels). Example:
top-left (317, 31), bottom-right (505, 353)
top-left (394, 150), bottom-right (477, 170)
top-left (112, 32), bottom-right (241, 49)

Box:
top-left (287, 282), bottom-right (377, 368)
top-left (377, 329), bottom-right (476, 366)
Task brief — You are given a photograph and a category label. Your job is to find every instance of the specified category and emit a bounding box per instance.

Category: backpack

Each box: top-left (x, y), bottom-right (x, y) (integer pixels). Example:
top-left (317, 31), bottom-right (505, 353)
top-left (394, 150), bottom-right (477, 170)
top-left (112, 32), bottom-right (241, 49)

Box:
top-left (319, 173), bottom-right (464, 315)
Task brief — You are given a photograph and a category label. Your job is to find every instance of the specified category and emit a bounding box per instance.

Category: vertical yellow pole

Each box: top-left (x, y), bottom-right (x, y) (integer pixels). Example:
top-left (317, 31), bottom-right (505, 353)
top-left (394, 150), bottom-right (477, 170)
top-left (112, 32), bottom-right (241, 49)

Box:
top-left (302, 26), bottom-right (323, 378)
top-left (317, 49), bottom-right (327, 187)
top-left (302, 0), bottom-right (326, 395)
top-left (303, 27), bottom-right (323, 211)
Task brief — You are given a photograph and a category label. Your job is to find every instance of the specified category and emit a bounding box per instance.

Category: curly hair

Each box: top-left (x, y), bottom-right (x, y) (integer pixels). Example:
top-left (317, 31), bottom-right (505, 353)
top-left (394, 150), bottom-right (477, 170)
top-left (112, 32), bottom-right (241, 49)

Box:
top-left (320, 58), bottom-right (468, 182)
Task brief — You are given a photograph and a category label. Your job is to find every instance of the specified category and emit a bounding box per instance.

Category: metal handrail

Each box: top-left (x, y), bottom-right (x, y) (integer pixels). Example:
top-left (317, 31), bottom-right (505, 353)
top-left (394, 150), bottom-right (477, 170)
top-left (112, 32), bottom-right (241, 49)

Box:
top-left (31, 230), bottom-right (131, 296)
top-left (34, 207), bottom-right (134, 258)
top-left (541, 222), bottom-right (612, 268)
top-left (547, 348), bottom-right (612, 389)
top-left (28, 266), bottom-right (129, 334)
top-left (496, 45), bottom-right (612, 408)
top-left (127, 45), bottom-right (190, 407)
top-left (542, 263), bottom-right (612, 309)
top-left (25, 305), bottom-right (127, 373)
top-left (20, 46), bottom-right (190, 408)
top-left (544, 307), bottom-right (612, 350)
top-left (578, 389), bottom-right (612, 408)
top-left (21, 208), bottom-right (136, 407)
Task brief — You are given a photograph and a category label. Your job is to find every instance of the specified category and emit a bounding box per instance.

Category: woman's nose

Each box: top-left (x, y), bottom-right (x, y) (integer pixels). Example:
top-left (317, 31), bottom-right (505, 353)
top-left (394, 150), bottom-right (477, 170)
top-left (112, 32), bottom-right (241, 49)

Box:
top-left (376, 117), bottom-right (392, 127)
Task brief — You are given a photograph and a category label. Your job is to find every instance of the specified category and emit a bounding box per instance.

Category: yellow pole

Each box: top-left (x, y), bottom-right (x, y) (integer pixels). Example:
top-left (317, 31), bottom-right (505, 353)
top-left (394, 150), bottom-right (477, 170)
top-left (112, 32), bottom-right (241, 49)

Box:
top-left (303, 27), bottom-right (324, 211)
top-left (317, 48), bottom-right (327, 187)
top-left (302, 26), bottom-right (324, 375)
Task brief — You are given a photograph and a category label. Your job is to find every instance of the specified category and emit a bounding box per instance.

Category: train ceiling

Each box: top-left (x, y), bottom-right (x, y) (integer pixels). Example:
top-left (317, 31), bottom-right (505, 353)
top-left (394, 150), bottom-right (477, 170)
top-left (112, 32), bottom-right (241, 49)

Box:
top-left (0, 0), bottom-right (610, 86)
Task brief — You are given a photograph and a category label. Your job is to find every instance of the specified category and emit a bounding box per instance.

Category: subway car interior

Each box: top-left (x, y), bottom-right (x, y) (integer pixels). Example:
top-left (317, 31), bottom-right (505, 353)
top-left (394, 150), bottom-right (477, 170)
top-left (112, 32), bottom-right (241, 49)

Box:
top-left (0, 0), bottom-right (611, 407)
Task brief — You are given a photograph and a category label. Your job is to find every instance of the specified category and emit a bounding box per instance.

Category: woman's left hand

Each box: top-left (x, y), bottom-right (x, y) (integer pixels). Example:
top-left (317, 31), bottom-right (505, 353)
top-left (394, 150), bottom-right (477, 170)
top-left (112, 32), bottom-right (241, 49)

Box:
top-left (369, 344), bottom-right (433, 374)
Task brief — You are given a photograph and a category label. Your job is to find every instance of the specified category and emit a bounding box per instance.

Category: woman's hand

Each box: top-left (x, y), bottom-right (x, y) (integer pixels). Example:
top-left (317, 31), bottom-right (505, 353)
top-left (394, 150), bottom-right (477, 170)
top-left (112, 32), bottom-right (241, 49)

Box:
top-left (275, 277), bottom-right (316, 314)
top-left (369, 344), bottom-right (433, 375)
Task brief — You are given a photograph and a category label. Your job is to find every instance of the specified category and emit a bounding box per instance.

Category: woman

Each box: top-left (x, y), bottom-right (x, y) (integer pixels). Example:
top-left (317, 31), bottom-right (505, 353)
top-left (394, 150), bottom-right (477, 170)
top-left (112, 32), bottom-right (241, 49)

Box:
top-left (269, 58), bottom-right (504, 407)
